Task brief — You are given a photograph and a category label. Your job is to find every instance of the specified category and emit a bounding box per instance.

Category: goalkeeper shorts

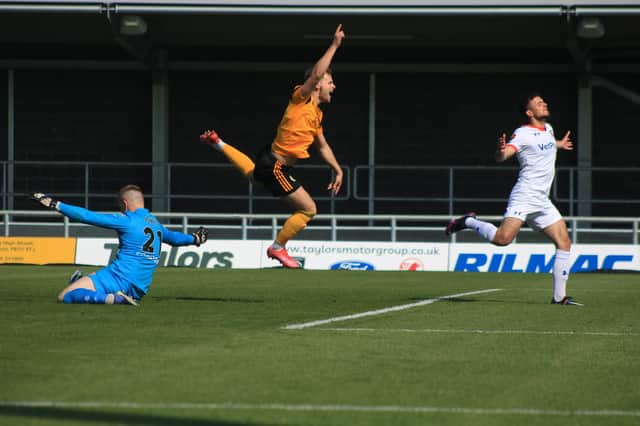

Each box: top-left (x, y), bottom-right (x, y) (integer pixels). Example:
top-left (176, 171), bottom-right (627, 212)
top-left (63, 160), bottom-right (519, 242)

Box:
top-left (89, 268), bottom-right (144, 299)
top-left (252, 144), bottom-right (301, 197)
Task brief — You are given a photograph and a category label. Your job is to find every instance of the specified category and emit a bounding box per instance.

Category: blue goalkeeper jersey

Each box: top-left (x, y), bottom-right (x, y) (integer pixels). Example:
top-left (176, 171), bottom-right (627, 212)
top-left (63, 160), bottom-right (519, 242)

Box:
top-left (58, 203), bottom-right (195, 294)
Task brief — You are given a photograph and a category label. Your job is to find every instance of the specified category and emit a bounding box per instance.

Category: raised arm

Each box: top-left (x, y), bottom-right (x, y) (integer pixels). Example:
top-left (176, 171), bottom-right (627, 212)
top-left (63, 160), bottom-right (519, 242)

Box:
top-left (495, 132), bottom-right (517, 163)
top-left (31, 193), bottom-right (130, 230)
top-left (162, 226), bottom-right (208, 247)
top-left (299, 24), bottom-right (345, 99)
top-left (556, 130), bottom-right (574, 151)
top-left (58, 203), bottom-right (131, 230)
top-left (313, 134), bottom-right (343, 195)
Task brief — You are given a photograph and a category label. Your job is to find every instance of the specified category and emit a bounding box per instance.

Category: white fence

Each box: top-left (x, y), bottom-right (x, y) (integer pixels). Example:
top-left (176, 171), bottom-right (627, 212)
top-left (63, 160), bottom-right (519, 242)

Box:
top-left (2, 210), bottom-right (639, 245)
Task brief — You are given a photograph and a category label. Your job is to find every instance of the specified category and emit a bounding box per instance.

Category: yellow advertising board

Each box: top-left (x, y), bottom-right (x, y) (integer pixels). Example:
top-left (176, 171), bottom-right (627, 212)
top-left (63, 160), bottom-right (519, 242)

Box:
top-left (0, 237), bottom-right (77, 265)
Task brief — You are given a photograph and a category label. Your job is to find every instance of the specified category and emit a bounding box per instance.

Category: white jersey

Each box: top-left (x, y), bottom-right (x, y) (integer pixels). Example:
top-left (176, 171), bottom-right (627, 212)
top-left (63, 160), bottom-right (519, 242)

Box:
top-left (506, 123), bottom-right (557, 207)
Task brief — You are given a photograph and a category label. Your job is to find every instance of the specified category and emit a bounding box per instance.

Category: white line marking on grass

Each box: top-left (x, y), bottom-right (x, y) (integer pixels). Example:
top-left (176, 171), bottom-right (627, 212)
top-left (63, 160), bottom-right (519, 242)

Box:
top-left (282, 288), bottom-right (502, 330)
top-left (1, 401), bottom-right (639, 417)
top-left (320, 328), bottom-right (640, 337)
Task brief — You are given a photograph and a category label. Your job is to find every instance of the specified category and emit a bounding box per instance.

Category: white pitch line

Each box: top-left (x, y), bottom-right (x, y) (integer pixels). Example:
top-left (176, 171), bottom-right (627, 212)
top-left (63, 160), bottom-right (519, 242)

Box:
top-left (320, 328), bottom-right (640, 337)
top-left (0, 401), bottom-right (639, 417)
top-left (282, 288), bottom-right (502, 330)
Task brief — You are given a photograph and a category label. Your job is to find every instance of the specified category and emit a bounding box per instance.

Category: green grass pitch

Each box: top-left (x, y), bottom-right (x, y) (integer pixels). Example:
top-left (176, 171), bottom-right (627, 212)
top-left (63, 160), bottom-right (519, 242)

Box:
top-left (1, 265), bottom-right (639, 426)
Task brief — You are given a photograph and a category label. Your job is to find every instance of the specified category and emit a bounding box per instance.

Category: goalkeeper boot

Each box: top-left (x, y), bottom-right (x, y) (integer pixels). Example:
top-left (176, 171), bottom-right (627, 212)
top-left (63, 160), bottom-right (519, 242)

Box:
top-left (551, 296), bottom-right (583, 306)
top-left (114, 291), bottom-right (139, 306)
top-left (69, 270), bottom-right (83, 284)
top-left (200, 129), bottom-right (221, 147)
top-left (267, 246), bottom-right (301, 269)
top-left (445, 212), bottom-right (477, 235)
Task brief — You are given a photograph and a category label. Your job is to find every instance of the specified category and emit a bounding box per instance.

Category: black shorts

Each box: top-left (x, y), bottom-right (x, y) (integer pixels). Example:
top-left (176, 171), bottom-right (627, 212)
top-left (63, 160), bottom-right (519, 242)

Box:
top-left (253, 144), bottom-right (302, 197)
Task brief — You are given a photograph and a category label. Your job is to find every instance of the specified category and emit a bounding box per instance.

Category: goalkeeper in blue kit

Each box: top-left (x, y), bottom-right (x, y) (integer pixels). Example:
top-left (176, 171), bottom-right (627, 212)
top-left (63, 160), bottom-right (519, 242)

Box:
top-left (31, 184), bottom-right (208, 306)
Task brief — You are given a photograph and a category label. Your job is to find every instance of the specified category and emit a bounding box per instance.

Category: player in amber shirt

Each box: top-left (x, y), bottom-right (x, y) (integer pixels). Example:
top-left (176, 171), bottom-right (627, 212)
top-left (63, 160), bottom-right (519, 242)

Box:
top-left (200, 24), bottom-right (345, 268)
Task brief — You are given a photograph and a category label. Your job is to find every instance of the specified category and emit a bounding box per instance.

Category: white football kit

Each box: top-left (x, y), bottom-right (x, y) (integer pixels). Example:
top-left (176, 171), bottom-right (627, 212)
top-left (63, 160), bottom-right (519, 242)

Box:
top-left (504, 123), bottom-right (562, 230)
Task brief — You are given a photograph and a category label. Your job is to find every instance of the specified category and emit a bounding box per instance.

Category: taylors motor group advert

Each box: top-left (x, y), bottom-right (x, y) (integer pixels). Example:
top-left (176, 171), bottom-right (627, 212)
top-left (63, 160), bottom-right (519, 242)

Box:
top-left (5, 237), bottom-right (638, 273)
top-left (74, 239), bottom-right (449, 271)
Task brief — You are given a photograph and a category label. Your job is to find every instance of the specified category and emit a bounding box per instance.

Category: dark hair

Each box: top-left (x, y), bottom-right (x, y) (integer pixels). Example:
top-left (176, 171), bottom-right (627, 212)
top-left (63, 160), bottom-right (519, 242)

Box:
top-left (520, 92), bottom-right (543, 121)
top-left (304, 66), bottom-right (333, 81)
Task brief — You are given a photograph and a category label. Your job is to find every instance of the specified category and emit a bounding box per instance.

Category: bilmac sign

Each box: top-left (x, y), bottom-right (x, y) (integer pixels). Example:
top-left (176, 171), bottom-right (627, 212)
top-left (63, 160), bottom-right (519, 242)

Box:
top-left (450, 244), bottom-right (639, 272)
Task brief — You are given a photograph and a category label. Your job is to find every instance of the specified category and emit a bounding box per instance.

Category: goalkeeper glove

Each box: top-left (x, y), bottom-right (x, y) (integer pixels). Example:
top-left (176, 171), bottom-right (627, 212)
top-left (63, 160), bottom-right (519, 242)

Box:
top-left (31, 193), bottom-right (60, 210)
top-left (192, 226), bottom-right (208, 247)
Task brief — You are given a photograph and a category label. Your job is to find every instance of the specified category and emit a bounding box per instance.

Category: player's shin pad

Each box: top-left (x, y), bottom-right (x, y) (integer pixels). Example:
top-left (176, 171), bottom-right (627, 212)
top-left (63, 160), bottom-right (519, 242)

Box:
top-left (62, 288), bottom-right (107, 304)
top-left (275, 210), bottom-right (314, 246)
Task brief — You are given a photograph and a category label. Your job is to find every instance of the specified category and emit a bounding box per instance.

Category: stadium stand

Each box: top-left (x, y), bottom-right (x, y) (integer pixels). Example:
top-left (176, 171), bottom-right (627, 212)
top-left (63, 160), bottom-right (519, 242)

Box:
top-left (1, 1), bottom-right (640, 220)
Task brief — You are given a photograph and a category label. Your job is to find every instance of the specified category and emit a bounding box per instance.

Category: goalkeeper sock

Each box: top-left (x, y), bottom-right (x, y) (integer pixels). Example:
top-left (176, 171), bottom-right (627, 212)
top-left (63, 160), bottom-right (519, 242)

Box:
top-left (552, 249), bottom-right (571, 302)
top-left (275, 211), bottom-right (314, 246)
top-left (465, 217), bottom-right (497, 242)
top-left (62, 288), bottom-right (108, 304)
top-left (220, 143), bottom-right (255, 179)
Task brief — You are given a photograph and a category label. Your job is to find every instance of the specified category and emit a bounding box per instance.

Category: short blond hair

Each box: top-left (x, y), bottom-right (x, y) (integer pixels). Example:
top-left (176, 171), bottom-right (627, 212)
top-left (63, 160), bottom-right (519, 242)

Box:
top-left (118, 184), bottom-right (143, 199)
top-left (118, 185), bottom-right (145, 210)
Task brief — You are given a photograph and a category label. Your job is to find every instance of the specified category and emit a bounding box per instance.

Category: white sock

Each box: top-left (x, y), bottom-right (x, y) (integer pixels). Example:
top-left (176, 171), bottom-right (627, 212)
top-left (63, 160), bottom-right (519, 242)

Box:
top-left (214, 138), bottom-right (226, 151)
top-left (465, 217), bottom-right (497, 242)
top-left (271, 241), bottom-right (284, 250)
top-left (553, 249), bottom-right (571, 302)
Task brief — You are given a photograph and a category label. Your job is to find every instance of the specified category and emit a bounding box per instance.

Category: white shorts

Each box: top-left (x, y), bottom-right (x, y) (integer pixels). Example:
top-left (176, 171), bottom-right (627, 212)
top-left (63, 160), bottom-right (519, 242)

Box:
top-left (503, 204), bottom-right (563, 231)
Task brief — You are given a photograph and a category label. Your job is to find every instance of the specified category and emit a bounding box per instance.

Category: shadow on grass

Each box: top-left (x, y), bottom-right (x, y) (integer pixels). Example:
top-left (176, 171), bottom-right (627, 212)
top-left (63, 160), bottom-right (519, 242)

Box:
top-left (0, 405), bottom-right (269, 426)
top-left (150, 296), bottom-right (264, 303)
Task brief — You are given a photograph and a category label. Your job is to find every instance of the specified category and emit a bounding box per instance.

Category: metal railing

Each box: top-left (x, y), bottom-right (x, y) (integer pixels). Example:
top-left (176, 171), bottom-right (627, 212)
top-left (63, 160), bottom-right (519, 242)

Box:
top-left (2, 161), bottom-right (639, 216)
top-left (2, 210), bottom-right (638, 245)
top-left (0, 160), bottom-right (350, 212)
top-left (353, 165), bottom-right (640, 215)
